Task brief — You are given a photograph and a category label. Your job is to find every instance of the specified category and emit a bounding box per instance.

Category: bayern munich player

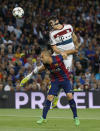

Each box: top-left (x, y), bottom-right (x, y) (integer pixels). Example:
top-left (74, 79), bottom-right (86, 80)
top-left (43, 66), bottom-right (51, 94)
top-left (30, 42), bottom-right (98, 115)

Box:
top-left (36, 50), bottom-right (80, 126)
top-left (48, 15), bottom-right (79, 71)
top-left (47, 15), bottom-right (80, 108)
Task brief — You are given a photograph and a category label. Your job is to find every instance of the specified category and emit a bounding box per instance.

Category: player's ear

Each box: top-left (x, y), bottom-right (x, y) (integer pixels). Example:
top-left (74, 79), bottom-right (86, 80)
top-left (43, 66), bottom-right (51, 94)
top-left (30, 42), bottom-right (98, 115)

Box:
top-left (56, 20), bottom-right (59, 23)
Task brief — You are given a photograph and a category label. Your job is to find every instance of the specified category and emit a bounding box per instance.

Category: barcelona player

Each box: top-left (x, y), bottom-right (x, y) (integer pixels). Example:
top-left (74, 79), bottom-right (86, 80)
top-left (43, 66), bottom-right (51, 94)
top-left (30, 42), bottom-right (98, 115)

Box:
top-left (34, 49), bottom-right (80, 126)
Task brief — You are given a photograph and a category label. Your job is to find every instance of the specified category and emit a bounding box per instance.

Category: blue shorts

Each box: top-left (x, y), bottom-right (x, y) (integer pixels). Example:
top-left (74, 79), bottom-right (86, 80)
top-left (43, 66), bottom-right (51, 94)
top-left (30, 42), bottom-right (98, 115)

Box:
top-left (48, 79), bottom-right (73, 96)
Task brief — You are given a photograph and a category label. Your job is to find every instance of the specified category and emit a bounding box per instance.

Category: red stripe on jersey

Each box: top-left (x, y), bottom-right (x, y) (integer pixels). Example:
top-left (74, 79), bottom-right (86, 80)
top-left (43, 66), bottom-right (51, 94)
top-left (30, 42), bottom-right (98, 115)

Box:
top-left (54, 28), bottom-right (71, 38)
top-left (50, 64), bottom-right (64, 81)
top-left (55, 56), bottom-right (70, 80)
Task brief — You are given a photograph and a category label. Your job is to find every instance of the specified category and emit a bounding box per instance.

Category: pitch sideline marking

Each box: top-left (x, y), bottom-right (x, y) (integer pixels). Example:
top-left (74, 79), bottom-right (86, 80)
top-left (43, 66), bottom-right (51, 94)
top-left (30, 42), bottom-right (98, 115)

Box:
top-left (0, 115), bottom-right (100, 120)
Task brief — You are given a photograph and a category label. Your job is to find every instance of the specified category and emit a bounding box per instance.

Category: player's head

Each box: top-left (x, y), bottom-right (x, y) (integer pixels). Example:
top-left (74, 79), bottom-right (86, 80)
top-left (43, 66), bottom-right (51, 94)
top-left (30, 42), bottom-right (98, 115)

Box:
top-left (41, 50), bottom-right (51, 63)
top-left (48, 15), bottom-right (60, 29)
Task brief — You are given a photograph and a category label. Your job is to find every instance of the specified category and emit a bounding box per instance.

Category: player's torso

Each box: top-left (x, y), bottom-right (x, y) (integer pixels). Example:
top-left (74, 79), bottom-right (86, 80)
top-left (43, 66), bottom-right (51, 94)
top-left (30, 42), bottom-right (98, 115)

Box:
top-left (50, 24), bottom-right (75, 71)
top-left (51, 24), bottom-right (75, 51)
top-left (44, 55), bottom-right (70, 82)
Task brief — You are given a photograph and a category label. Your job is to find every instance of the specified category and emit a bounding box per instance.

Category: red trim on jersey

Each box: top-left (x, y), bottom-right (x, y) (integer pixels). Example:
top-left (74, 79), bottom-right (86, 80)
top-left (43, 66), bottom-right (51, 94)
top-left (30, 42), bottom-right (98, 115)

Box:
top-left (55, 56), bottom-right (70, 80)
top-left (49, 25), bottom-right (64, 35)
top-left (54, 28), bottom-right (71, 38)
top-left (50, 63), bottom-right (64, 81)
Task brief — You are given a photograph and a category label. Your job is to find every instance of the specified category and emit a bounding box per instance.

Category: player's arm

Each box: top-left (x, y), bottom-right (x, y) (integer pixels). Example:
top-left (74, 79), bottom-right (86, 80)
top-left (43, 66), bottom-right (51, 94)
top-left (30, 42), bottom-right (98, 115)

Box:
top-left (34, 65), bottom-right (45, 74)
top-left (51, 45), bottom-right (67, 57)
top-left (20, 65), bottom-right (45, 87)
top-left (64, 49), bottom-right (78, 55)
top-left (61, 49), bottom-right (78, 59)
top-left (51, 45), bottom-right (62, 54)
top-left (72, 32), bottom-right (80, 50)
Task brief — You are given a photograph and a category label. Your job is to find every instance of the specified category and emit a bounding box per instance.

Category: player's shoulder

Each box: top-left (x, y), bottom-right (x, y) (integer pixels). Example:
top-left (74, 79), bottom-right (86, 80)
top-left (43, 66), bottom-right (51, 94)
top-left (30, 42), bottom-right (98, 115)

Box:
top-left (64, 24), bottom-right (73, 28)
top-left (49, 30), bottom-right (55, 37)
top-left (64, 24), bottom-right (73, 32)
top-left (49, 29), bottom-right (55, 34)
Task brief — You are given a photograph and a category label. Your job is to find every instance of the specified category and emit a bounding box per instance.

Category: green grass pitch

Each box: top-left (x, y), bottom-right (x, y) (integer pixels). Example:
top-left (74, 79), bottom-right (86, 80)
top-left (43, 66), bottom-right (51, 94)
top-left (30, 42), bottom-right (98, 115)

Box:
top-left (0, 109), bottom-right (100, 131)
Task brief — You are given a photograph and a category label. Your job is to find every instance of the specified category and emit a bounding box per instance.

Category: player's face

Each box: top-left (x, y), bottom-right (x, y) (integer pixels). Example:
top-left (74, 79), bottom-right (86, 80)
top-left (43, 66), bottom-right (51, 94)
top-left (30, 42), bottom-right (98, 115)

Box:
top-left (49, 20), bottom-right (59, 29)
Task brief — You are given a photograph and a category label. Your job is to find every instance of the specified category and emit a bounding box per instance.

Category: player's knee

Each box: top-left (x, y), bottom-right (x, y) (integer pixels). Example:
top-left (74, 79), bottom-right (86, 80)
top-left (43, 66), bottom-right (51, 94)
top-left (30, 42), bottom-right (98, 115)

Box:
top-left (66, 93), bottom-right (73, 100)
top-left (47, 95), bottom-right (54, 101)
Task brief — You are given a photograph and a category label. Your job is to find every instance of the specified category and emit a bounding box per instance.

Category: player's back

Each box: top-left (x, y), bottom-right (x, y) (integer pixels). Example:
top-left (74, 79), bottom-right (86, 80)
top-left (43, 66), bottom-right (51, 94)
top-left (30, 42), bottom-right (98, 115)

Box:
top-left (44, 55), bottom-right (70, 82)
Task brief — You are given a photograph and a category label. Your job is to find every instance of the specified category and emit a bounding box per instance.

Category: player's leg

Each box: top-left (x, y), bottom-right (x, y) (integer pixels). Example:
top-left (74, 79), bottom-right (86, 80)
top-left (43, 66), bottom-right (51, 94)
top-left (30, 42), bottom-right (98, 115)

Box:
top-left (67, 93), bottom-right (78, 118)
top-left (42, 95), bottom-right (54, 119)
top-left (63, 79), bottom-right (80, 126)
top-left (37, 95), bottom-right (54, 124)
top-left (66, 93), bottom-right (80, 126)
top-left (37, 81), bottom-right (59, 124)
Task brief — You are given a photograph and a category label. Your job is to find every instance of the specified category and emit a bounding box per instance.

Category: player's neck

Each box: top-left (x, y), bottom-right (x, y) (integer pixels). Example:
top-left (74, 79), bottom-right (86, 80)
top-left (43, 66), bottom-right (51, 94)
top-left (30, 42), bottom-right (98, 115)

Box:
top-left (56, 24), bottom-right (64, 30)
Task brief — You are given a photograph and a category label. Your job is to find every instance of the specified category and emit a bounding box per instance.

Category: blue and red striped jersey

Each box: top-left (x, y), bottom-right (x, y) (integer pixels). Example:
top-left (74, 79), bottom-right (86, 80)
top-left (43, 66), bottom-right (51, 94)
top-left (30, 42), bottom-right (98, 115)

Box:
top-left (44, 55), bottom-right (70, 82)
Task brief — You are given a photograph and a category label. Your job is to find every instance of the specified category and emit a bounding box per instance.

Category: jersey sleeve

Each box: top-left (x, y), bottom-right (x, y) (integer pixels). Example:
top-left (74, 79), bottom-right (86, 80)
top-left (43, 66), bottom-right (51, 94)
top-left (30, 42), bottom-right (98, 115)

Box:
top-left (49, 33), bottom-right (56, 45)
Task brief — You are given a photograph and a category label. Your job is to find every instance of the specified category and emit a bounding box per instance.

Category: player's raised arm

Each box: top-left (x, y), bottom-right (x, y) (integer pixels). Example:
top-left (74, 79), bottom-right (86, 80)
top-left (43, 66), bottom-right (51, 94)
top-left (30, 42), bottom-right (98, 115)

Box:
top-left (72, 32), bottom-right (80, 50)
top-left (64, 49), bottom-right (78, 55)
top-left (61, 49), bottom-right (78, 59)
top-left (34, 65), bottom-right (45, 74)
top-left (20, 65), bottom-right (45, 87)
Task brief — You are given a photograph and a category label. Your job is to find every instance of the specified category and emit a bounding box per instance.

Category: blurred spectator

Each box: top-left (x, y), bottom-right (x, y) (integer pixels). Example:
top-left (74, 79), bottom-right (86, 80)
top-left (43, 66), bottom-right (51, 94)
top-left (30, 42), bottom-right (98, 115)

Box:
top-left (75, 61), bottom-right (85, 76)
top-left (85, 44), bottom-right (95, 64)
top-left (0, 82), bottom-right (4, 91)
top-left (0, 0), bottom-right (100, 92)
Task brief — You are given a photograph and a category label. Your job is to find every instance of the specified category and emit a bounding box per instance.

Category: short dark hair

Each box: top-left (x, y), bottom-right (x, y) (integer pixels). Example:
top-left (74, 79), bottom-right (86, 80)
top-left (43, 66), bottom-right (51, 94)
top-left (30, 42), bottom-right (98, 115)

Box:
top-left (47, 15), bottom-right (58, 24)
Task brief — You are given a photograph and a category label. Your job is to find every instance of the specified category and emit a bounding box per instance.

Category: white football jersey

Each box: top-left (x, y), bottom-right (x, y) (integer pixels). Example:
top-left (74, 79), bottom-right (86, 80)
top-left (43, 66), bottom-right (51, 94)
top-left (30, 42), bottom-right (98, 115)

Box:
top-left (49, 24), bottom-right (75, 71)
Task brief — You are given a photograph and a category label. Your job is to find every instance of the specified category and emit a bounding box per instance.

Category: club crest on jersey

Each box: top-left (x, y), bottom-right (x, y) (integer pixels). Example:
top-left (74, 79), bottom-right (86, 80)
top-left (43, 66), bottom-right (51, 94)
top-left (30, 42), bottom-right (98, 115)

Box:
top-left (67, 30), bottom-right (70, 33)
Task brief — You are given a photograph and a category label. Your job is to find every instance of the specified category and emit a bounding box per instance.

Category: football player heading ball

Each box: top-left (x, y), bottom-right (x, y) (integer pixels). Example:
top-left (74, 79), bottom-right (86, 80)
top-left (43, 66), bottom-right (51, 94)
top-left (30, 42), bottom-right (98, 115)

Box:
top-left (48, 15), bottom-right (79, 72)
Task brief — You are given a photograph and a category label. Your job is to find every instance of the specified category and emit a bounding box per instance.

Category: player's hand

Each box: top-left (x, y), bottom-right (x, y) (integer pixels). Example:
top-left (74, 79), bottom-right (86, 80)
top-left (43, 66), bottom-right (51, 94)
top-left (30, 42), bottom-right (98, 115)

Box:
top-left (75, 45), bottom-right (79, 50)
top-left (61, 51), bottom-right (67, 59)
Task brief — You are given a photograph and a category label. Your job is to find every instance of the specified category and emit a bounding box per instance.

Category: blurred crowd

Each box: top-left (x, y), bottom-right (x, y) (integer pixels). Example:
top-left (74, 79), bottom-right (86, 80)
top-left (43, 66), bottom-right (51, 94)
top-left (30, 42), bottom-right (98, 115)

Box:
top-left (0, 0), bottom-right (100, 92)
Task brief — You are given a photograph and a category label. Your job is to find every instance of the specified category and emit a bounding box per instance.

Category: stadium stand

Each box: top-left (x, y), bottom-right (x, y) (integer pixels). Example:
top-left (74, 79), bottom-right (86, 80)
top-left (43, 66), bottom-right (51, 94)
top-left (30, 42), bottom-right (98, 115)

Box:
top-left (0, 0), bottom-right (100, 92)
